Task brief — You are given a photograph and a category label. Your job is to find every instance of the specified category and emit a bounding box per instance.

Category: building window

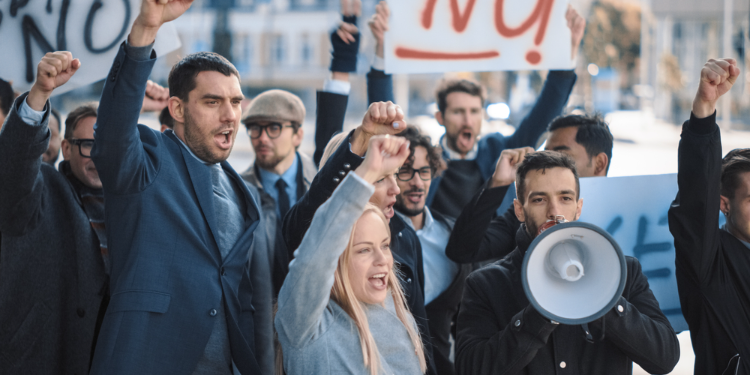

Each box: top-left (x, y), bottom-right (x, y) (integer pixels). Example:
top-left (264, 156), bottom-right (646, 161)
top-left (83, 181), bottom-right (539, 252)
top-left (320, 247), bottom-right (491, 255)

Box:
top-left (300, 34), bottom-right (312, 66)
top-left (270, 34), bottom-right (285, 64)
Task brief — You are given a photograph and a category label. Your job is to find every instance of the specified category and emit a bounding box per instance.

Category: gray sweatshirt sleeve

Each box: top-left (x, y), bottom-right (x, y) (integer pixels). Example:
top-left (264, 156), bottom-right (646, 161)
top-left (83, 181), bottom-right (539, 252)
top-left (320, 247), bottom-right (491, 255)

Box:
top-left (275, 172), bottom-right (375, 348)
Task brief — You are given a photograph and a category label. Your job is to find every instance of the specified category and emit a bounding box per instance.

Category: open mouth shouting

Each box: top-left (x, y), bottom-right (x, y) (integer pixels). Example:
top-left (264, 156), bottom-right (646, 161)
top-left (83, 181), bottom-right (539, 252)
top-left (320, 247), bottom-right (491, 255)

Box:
top-left (383, 200), bottom-right (396, 219)
top-left (368, 272), bottom-right (388, 290)
top-left (456, 128), bottom-right (475, 152)
top-left (215, 129), bottom-right (234, 150)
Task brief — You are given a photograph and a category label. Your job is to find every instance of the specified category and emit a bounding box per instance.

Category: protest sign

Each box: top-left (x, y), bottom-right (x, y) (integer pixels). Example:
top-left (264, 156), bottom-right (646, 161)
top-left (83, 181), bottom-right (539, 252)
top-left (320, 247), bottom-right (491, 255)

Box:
top-left (384, 0), bottom-right (573, 74)
top-left (0, 0), bottom-right (181, 95)
top-left (578, 174), bottom-right (687, 332)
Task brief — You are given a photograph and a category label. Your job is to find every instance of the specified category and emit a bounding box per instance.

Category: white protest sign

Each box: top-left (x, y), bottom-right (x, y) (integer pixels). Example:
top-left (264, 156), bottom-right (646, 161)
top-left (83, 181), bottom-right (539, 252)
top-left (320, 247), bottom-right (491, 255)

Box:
top-left (0, 0), bottom-right (181, 96)
top-left (385, 0), bottom-right (572, 74)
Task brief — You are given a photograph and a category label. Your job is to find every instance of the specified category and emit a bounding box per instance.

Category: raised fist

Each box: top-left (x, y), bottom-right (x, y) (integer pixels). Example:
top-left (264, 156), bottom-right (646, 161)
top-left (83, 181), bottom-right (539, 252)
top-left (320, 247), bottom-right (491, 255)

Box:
top-left (142, 80), bottom-right (170, 113)
top-left (491, 147), bottom-right (535, 188)
top-left (27, 51), bottom-right (80, 111)
top-left (693, 58), bottom-right (740, 118)
top-left (361, 101), bottom-right (405, 136)
top-left (355, 135), bottom-right (410, 184)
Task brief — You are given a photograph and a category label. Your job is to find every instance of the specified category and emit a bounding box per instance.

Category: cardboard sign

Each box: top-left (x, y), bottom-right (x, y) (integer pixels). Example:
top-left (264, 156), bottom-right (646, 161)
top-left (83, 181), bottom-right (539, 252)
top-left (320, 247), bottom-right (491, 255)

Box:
top-left (385, 0), bottom-right (573, 74)
top-left (0, 0), bottom-right (181, 95)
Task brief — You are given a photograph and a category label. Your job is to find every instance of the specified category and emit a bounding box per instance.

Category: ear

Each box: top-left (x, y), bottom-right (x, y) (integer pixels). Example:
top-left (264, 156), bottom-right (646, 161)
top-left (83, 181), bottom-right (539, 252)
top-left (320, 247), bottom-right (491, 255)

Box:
top-left (514, 198), bottom-right (525, 222)
top-left (61, 138), bottom-right (72, 160)
top-left (169, 97), bottom-right (185, 125)
top-left (293, 126), bottom-right (304, 147)
top-left (720, 195), bottom-right (731, 216)
top-left (575, 198), bottom-right (583, 220)
top-left (593, 152), bottom-right (609, 176)
top-left (435, 111), bottom-right (445, 126)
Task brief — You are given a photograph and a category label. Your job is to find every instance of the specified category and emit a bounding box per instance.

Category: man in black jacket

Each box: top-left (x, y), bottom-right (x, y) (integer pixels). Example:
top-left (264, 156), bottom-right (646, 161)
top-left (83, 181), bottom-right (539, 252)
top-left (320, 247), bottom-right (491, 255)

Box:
top-left (0, 52), bottom-right (105, 373)
top-left (446, 114), bottom-right (614, 264)
top-left (669, 58), bottom-right (750, 374)
top-left (455, 151), bottom-right (679, 375)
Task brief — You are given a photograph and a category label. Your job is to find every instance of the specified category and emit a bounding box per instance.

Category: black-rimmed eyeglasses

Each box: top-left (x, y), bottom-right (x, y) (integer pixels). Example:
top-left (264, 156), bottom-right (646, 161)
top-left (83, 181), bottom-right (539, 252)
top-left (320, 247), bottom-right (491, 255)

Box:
top-left (245, 122), bottom-right (295, 139)
top-left (397, 166), bottom-right (433, 181)
top-left (70, 138), bottom-right (95, 158)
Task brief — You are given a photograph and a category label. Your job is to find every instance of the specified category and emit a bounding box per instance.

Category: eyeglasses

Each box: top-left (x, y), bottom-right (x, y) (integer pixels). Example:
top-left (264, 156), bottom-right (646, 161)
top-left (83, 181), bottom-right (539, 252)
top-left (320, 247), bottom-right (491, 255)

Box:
top-left (396, 166), bottom-right (433, 181)
top-left (246, 122), bottom-right (295, 139)
top-left (70, 138), bottom-right (95, 158)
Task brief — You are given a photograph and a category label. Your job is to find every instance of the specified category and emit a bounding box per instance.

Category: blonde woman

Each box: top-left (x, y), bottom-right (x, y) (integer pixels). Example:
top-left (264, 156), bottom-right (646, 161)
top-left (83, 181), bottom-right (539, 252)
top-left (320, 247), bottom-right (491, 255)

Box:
top-left (275, 135), bottom-right (427, 375)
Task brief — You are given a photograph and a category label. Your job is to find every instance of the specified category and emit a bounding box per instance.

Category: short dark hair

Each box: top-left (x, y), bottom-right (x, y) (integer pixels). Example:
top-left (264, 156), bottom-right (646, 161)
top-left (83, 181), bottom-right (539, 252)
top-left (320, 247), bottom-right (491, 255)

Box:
top-left (435, 79), bottom-right (485, 114)
top-left (722, 149), bottom-right (750, 199)
top-left (159, 107), bottom-right (174, 129)
top-left (0, 78), bottom-right (13, 116)
top-left (50, 108), bottom-right (62, 132)
top-left (516, 150), bottom-right (579, 204)
top-left (547, 114), bottom-right (614, 173)
top-left (64, 103), bottom-right (98, 140)
top-left (398, 126), bottom-right (446, 176)
top-left (168, 52), bottom-right (240, 102)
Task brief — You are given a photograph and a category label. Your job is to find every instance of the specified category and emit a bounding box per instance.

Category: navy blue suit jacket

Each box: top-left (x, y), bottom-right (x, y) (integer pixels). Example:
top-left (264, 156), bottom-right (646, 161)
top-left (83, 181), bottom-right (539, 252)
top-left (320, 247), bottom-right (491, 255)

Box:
top-left (90, 44), bottom-right (262, 374)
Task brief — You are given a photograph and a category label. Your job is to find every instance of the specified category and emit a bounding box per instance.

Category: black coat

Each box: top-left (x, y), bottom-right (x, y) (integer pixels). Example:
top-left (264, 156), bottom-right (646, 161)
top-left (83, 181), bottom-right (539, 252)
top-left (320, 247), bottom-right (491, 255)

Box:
top-left (0, 94), bottom-right (107, 374)
top-left (445, 180), bottom-right (517, 264)
top-left (282, 133), bottom-right (436, 373)
top-left (668, 112), bottom-right (750, 375)
top-left (455, 225), bottom-right (680, 375)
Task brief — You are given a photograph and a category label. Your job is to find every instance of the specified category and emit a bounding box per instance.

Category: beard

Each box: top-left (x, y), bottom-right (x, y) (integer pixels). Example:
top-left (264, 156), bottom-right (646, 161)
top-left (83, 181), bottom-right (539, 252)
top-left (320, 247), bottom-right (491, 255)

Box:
top-left (183, 108), bottom-right (233, 164)
top-left (254, 150), bottom-right (288, 170)
top-left (394, 191), bottom-right (425, 217)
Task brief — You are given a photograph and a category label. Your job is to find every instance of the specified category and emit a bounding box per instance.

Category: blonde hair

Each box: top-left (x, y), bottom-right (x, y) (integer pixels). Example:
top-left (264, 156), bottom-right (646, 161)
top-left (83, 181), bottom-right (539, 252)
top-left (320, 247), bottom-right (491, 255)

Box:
top-left (330, 204), bottom-right (427, 375)
top-left (319, 132), bottom-right (349, 168)
top-left (275, 204), bottom-right (426, 375)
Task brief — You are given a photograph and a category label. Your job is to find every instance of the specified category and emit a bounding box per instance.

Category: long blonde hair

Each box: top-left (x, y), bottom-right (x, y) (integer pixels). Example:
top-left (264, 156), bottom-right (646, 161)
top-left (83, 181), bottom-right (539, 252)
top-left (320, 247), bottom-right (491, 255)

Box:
top-left (330, 204), bottom-right (427, 375)
top-left (275, 205), bottom-right (427, 375)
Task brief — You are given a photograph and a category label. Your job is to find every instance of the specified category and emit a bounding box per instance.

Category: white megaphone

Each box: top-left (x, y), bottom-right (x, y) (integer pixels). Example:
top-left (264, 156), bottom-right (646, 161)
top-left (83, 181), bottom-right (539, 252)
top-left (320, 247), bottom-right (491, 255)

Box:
top-left (521, 219), bottom-right (627, 325)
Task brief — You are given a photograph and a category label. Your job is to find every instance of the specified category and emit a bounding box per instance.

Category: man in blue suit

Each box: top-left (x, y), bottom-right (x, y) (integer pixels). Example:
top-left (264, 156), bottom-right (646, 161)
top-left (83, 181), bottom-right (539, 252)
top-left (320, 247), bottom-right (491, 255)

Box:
top-left (90, 0), bottom-right (262, 373)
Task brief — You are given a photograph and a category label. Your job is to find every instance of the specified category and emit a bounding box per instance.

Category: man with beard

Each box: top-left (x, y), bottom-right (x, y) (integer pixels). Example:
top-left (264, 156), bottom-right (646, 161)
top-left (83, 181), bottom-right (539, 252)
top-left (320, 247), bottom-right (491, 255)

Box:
top-left (89, 0), bottom-right (263, 373)
top-left (0, 52), bottom-right (109, 373)
top-left (454, 151), bottom-right (679, 375)
top-left (446, 114), bottom-right (614, 264)
top-left (391, 126), bottom-right (471, 375)
top-left (366, 3), bottom-right (585, 219)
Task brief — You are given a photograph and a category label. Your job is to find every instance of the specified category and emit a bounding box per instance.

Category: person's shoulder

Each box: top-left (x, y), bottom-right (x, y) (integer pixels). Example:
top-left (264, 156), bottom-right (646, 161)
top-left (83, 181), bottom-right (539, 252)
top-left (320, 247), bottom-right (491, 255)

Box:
top-left (466, 251), bottom-right (520, 287)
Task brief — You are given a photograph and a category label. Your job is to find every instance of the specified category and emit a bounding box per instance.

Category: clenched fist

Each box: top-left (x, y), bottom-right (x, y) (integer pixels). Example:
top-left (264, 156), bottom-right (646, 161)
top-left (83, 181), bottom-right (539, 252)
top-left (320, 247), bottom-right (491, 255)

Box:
top-left (693, 58), bottom-right (740, 118)
top-left (27, 51), bottom-right (81, 111)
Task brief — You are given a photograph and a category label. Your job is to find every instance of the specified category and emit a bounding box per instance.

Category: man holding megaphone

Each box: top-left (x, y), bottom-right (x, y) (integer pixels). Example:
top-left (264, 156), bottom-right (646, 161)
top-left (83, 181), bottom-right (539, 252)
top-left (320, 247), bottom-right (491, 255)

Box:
top-left (455, 151), bottom-right (680, 375)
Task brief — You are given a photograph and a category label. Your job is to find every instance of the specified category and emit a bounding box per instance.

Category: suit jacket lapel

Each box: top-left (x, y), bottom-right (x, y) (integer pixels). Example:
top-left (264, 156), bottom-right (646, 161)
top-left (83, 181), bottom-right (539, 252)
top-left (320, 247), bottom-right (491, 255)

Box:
top-left (221, 160), bottom-right (260, 262)
top-left (177, 142), bottom-right (223, 261)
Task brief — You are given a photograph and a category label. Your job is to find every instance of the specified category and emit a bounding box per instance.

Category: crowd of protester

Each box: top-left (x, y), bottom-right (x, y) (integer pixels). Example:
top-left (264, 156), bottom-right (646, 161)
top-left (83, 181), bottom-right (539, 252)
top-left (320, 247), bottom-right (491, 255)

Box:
top-left (1, 0), bottom-right (747, 374)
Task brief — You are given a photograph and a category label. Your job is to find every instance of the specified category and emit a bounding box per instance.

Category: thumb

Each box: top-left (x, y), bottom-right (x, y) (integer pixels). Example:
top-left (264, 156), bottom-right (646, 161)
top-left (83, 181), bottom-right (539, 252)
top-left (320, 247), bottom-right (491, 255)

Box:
top-left (727, 64), bottom-right (740, 86)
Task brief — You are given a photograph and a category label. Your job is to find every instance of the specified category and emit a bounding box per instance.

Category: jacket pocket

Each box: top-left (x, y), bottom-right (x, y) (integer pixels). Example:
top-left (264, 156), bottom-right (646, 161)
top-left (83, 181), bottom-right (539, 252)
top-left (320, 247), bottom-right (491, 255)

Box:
top-left (107, 290), bottom-right (171, 313)
top-left (1, 301), bottom-right (52, 366)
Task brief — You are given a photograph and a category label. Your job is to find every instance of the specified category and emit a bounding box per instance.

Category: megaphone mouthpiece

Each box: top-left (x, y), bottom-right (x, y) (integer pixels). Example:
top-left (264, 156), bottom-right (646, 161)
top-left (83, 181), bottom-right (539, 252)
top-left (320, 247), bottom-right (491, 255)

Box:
top-left (547, 241), bottom-right (585, 282)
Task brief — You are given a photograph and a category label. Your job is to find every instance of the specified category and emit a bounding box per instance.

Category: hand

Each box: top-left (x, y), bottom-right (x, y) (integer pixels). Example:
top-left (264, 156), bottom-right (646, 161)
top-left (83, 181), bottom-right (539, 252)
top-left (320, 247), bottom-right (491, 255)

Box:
top-left (141, 80), bottom-right (170, 112)
top-left (336, 21), bottom-right (359, 45)
top-left (27, 52), bottom-right (81, 111)
top-left (565, 5), bottom-right (585, 61)
top-left (355, 135), bottom-right (410, 184)
top-left (129, 0), bottom-right (194, 47)
top-left (490, 147), bottom-right (535, 188)
top-left (368, 1), bottom-right (389, 58)
top-left (351, 101), bottom-right (405, 156)
top-left (692, 58), bottom-right (740, 118)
